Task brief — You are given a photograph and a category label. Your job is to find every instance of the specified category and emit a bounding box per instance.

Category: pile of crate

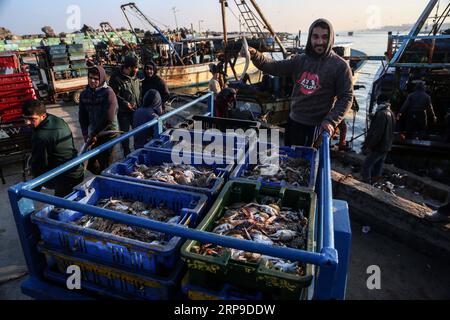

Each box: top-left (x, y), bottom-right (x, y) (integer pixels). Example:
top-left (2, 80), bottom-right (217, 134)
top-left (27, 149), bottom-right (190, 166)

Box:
top-left (0, 54), bottom-right (34, 172)
top-left (47, 45), bottom-right (71, 80)
top-left (0, 54), bottom-right (37, 123)
top-left (30, 117), bottom-right (320, 300)
top-left (68, 44), bottom-right (88, 78)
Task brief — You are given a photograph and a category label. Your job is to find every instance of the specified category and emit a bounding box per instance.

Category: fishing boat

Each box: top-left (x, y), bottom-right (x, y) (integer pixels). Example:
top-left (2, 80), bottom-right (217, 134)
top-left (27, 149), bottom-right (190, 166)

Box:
top-left (368, 0), bottom-right (450, 183)
top-left (112, 3), bottom-right (261, 90)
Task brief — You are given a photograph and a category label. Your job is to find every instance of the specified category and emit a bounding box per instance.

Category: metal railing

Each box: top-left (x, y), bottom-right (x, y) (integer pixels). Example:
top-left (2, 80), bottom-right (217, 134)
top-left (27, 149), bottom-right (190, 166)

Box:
top-left (8, 93), bottom-right (338, 299)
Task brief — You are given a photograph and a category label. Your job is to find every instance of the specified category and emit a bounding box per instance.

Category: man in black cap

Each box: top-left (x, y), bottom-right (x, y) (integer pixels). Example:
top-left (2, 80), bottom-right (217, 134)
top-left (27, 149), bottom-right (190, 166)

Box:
top-left (141, 61), bottom-right (170, 109)
top-left (109, 56), bottom-right (141, 156)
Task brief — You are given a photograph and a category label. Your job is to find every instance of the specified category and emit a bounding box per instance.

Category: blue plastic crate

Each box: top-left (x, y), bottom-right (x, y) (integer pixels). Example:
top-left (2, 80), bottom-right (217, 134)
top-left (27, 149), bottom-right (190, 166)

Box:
top-left (230, 146), bottom-right (319, 191)
top-left (39, 246), bottom-right (185, 300)
top-left (144, 129), bottom-right (250, 164)
top-left (31, 177), bottom-right (208, 276)
top-left (181, 273), bottom-right (264, 300)
top-left (102, 149), bottom-right (234, 203)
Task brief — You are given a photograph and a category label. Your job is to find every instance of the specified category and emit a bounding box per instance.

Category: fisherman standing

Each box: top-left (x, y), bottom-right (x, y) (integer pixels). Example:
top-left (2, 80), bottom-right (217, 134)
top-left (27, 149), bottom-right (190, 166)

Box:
top-left (208, 64), bottom-right (222, 96)
top-left (361, 94), bottom-right (396, 185)
top-left (109, 56), bottom-right (141, 156)
top-left (79, 66), bottom-right (120, 175)
top-left (397, 81), bottom-right (437, 139)
top-left (23, 100), bottom-right (84, 197)
top-left (248, 19), bottom-right (354, 147)
top-left (141, 61), bottom-right (170, 109)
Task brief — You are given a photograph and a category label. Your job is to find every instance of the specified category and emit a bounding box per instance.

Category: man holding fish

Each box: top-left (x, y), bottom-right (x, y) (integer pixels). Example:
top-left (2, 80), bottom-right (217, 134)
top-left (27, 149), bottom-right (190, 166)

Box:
top-left (248, 19), bottom-right (354, 147)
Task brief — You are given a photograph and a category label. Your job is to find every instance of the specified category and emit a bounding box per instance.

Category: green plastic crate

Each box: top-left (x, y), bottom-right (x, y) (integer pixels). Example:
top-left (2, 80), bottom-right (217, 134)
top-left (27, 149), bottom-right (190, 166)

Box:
top-left (181, 181), bottom-right (317, 300)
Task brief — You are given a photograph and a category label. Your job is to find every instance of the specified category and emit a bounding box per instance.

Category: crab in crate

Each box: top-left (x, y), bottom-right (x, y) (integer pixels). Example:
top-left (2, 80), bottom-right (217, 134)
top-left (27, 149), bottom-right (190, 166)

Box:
top-left (72, 197), bottom-right (179, 244)
top-left (130, 164), bottom-right (217, 188)
top-left (243, 150), bottom-right (312, 187)
top-left (191, 200), bottom-right (309, 275)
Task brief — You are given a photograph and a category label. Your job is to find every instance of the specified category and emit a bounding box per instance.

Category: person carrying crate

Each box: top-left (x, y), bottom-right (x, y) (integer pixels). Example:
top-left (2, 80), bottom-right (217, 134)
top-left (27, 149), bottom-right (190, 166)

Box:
top-left (22, 99), bottom-right (84, 197)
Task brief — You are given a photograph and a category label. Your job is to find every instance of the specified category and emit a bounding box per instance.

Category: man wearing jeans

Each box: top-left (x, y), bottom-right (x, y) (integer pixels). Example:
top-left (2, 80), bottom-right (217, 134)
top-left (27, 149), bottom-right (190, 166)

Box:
top-left (362, 94), bottom-right (396, 184)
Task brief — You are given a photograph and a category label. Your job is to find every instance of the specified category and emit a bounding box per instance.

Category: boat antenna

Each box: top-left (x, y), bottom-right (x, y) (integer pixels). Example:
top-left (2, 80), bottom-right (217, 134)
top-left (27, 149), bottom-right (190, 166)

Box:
top-left (120, 4), bottom-right (142, 45)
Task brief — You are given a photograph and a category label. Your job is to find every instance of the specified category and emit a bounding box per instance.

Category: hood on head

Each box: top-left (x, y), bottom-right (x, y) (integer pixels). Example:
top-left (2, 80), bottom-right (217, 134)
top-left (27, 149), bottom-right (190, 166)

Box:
top-left (88, 65), bottom-right (107, 86)
top-left (142, 89), bottom-right (162, 109)
top-left (415, 81), bottom-right (426, 91)
top-left (305, 18), bottom-right (335, 58)
top-left (145, 61), bottom-right (158, 77)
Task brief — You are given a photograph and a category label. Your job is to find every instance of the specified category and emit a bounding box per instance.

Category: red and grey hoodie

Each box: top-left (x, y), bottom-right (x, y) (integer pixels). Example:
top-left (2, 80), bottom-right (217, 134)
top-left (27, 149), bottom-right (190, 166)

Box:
top-left (251, 19), bottom-right (354, 128)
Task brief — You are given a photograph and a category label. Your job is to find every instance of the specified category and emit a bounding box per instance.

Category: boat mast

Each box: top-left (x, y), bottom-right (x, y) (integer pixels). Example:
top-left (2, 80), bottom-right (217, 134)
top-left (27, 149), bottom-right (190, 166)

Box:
top-left (120, 5), bottom-right (142, 45)
top-left (220, 0), bottom-right (239, 82)
top-left (247, 0), bottom-right (288, 57)
top-left (220, 0), bottom-right (228, 45)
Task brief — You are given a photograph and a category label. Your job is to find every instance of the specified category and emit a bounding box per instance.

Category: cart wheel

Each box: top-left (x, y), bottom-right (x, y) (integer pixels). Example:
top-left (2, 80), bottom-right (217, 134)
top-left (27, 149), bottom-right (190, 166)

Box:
top-left (73, 90), bottom-right (82, 105)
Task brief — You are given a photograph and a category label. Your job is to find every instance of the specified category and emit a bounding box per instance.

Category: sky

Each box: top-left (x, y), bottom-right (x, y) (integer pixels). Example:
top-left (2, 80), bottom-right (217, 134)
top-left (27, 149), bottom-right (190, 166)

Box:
top-left (0, 0), bottom-right (431, 35)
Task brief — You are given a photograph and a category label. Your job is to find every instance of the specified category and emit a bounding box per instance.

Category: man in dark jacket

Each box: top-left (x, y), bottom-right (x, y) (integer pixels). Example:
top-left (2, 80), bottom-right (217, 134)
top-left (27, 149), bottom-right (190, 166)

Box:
top-left (109, 56), bottom-right (141, 156)
top-left (23, 100), bottom-right (84, 197)
top-left (79, 66), bottom-right (119, 175)
top-left (397, 81), bottom-right (437, 139)
top-left (215, 88), bottom-right (237, 119)
top-left (141, 61), bottom-right (170, 108)
top-left (248, 19), bottom-right (354, 147)
top-left (132, 89), bottom-right (163, 150)
top-left (361, 94), bottom-right (396, 184)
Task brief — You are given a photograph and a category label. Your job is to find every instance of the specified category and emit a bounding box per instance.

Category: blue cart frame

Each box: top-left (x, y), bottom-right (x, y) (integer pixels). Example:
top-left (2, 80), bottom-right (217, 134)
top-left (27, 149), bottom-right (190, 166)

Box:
top-left (8, 92), bottom-right (351, 300)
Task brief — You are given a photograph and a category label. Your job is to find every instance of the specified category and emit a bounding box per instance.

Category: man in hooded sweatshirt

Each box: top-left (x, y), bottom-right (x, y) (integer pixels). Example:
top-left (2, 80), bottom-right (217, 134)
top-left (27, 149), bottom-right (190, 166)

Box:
top-left (23, 99), bottom-right (84, 197)
top-left (361, 94), bottom-right (396, 185)
top-left (397, 81), bottom-right (437, 139)
top-left (132, 89), bottom-right (163, 150)
top-left (79, 66), bottom-right (119, 175)
top-left (248, 19), bottom-right (354, 147)
top-left (141, 61), bottom-right (170, 109)
top-left (109, 56), bottom-right (141, 156)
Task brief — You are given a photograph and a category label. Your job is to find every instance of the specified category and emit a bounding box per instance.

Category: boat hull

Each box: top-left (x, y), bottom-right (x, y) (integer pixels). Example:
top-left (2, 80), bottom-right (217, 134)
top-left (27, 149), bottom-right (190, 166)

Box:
top-left (159, 57), bottom-right (259, 89)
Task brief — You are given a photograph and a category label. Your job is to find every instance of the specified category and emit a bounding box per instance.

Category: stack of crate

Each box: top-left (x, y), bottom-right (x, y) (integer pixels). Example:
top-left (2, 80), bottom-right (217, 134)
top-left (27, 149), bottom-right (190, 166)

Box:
top-left (68, 44), bottom-right (87, 78)
top-left (47, 45), bottom-right (70, 80)
top-left (0, 54), bottom-right (34, 155)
